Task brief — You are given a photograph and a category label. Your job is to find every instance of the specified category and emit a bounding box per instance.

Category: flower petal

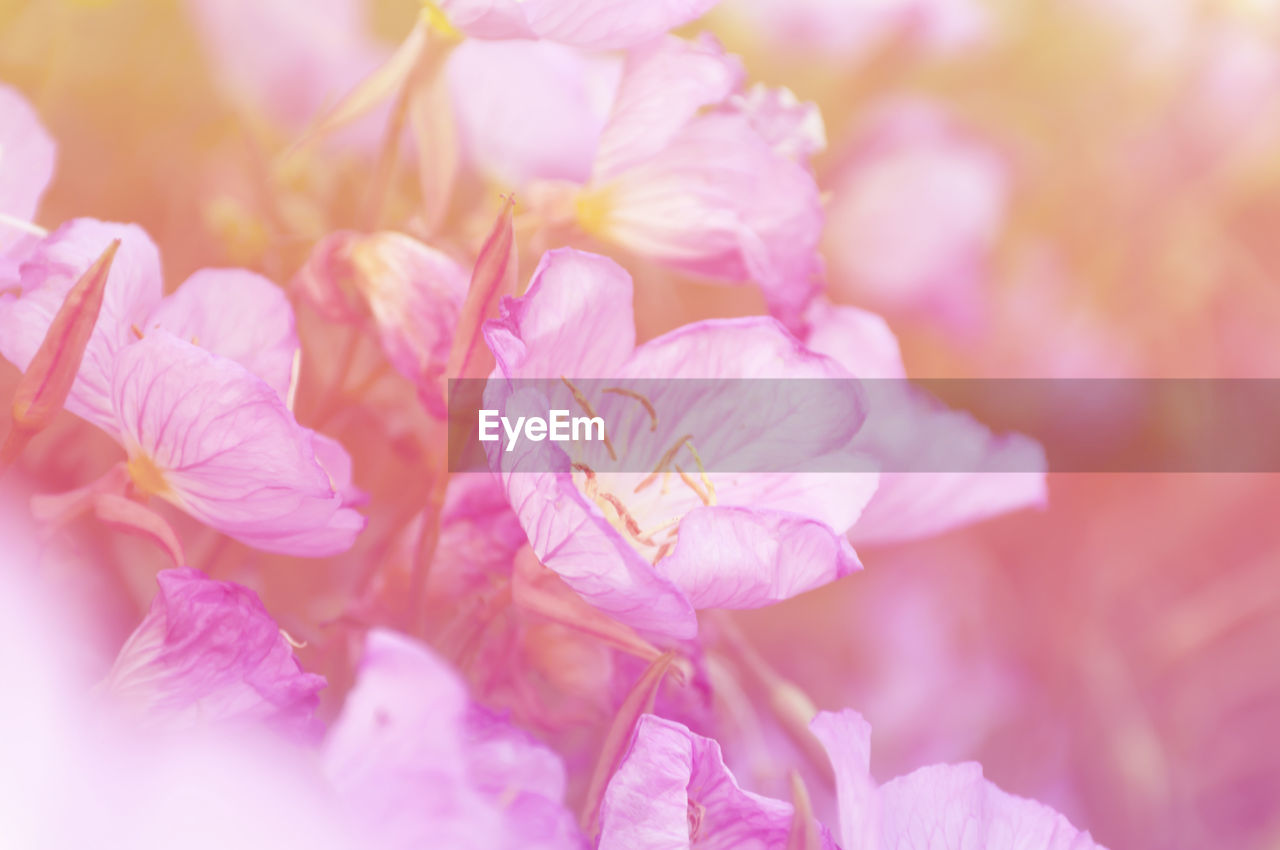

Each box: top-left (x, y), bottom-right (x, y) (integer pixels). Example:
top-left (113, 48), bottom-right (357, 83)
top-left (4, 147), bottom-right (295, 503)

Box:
top-left (111, 331), bottom-right (364, 556)
top-left (146, 268), bottom-right (299, 401)
top-left (104, 567), bottom-right (324, 733)
top-left (0, 219), bottom-right (162, 435)
top-left (0, 83), bottom-right (56, 255)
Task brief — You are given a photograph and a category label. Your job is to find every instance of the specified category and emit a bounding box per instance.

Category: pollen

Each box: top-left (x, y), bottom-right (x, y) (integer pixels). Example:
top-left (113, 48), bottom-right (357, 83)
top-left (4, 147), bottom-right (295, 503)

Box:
top-left (127, 453), bottom-right (170, 496)
top-left (574, 186), bottom-right (614, 237)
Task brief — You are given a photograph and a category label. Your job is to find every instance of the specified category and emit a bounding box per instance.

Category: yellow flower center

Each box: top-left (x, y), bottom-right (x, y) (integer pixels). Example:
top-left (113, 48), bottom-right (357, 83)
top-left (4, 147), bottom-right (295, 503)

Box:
top-left (574, 186), bottom-right (615, 238)
top-left (127, 453), bottom-right (170, 496)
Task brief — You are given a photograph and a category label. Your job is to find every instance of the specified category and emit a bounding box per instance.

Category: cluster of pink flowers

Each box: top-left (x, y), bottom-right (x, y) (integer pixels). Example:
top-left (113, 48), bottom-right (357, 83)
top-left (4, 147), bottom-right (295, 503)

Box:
top-left (0, 1), bottom-right (1120, 848)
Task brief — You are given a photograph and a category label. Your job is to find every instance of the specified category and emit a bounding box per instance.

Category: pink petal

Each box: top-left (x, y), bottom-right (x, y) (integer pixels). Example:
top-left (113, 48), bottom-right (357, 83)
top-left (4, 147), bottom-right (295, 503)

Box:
top-left (595, 35), bottom-right (744, 180)
top-left (104, 567), bottom-right (324, 733)
top-left (111, 331), bottom-right (364, 556)
top-left (656, 506), bottom-right (862, 610)
top-left (323, 629), bottom-right (583, 850)
top-left (598, 715), bottom-right (837, 849)
top-left (145, 268), bottom-right (299, 401)
top-left (437, 0), bottom-right (719, 48)
top-left (809, 709), bottom-right (879, 850)
top-left (802, 301), bottom-right (1046, 545)
top-left (727, 84), bottom-right (827, 162)
top-left (448, 40), bottom-right (619, 187)
top-left (0, 219), bottom-right (163, 435)
top-left (485, 248), bottom-right (636, 380)
top-left (0, 83), bottom-right (56, 255)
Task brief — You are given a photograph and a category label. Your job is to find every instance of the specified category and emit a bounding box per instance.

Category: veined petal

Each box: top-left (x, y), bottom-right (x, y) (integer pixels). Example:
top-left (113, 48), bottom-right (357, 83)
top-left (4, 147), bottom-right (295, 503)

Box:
top-left (111, 331), bottom-right (364, 557)
top-left (657, 507), bottom-right (862, 610)
top-left (485, 248), bottom-right (636, 380)
top-left (0, 83), bottom-right (56, 255)
top-left (595, 35), bottom-right (744, 180)
top-left (0, 219), bottom-right (162, 435)
top-left (104, 567), bottom-right (325, 733)
top-left (599, 715), bottom-right (838, 849)
top-left (145, 268), bottom-right (299, 402)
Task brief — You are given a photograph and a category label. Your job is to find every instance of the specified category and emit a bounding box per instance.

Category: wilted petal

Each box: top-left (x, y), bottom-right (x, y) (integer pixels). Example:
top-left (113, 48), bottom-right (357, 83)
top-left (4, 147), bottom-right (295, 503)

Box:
top-left (145, 268), bottom-right (298, 401)
top-left (599, 715), bottom-right (837, 849)
top-left (0, 83), bottom-right (56, 255)
top-left (111, 331), bottom-right (364, 556)
top-left (0, 219), bottom-right (162, 434)
top-left (104, 567), bottom-right (324, 733)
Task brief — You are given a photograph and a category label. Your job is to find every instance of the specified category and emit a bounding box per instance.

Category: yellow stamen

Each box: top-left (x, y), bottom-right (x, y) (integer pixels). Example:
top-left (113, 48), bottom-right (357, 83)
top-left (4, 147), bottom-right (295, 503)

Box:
top-left (603, 386), bottom-right (658, 431)
top-left (421, 1), bottom-right (462, 40)
top-left (674, 464), bottom-right (712, 507)
top-left (561, 376), bottom-right (617, 460)
top-left (127, 453), bottom-right (170, 496)
top-left (683, 439), bottom-right (716, 506)
top-left (634, 433), bottom-right (694, 493)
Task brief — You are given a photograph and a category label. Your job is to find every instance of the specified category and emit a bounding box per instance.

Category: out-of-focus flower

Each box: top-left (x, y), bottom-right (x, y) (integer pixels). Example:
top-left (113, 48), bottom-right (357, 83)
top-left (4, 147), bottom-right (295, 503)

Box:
top-left (599, 713), bottom-right (839, 848)
top-left (824, 99), bottom-right (1009, 334)
top-left (322, 627), bottom-right (584, 850)
top-left (430, 0), bottom-right (722, 49)
top-left (811, 709), bottom-right (1108, 850)
top-left (104, 567), bottom-right (325, 733)
top-left (484, 248), bottom-right (876, 638)
top-left (185, 0), bottom-right (388, 142)
top-left (0, 83), bottom-right (56, 264)
top-left (802, 300), bottom-right (1047, 545)
top-left (530, 35), bottom-right (826, 324)
top-left (447, 40), bottom-right (620, 188)
top-left (719, 0), bottom-right (989, 61)
top-left (293, 229), bottom-right (468, 415)
top-left (0, 219), bottom-right (365, 555)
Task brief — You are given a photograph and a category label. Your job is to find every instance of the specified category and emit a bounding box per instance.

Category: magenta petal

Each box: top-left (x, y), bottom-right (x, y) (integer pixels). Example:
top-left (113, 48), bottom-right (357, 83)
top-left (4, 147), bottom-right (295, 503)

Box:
top-left (112, 331), bottom-right (364, 556)
top-left (657, 506), bottom-right (862, 610)
top-left (0, 83), bottom-right (56, 256)
top-left (599, 714), bottom-right (838, 849)
top-left (105, 567), bottom-right (324, 733)
top-left (146, 268), bottom-right (299, 401)
top-left (0, 219), bottom-right (163, 435)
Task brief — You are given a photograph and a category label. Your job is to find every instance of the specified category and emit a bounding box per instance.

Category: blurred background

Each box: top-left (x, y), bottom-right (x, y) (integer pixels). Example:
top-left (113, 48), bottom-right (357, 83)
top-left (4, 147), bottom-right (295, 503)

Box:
top-left (2, 1), bottom-right (1279, 848)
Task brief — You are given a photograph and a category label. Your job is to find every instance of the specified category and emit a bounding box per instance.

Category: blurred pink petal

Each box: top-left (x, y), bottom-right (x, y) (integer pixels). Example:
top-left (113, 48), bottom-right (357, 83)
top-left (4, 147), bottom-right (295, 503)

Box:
top-left (185, 0), bottom-right (387, 143)
top-left (323, 628), bottom-right (583, 849)
top-left (145, 268), bottom-right (298, 401)
top-left (112, 331), bottom-right (364, 556)
top-left (293, 230), bottom-right (467, 414)
top-left (484, 249), bottom-right (873, 637)
top-left (436, 0), bottom-right (720, 48)
top-left (0, 219), bottom-right (163, 434)
top-left (583, 36), bottom-right (824, 323)
top-left (598, 714), bottom-right (839, 849)
top-left (447, 40), bottom-right (619, 187)
top-left (811, 709), bottom-right (1107, 850)
top-left (104, 567), bottom-right (324, 733)
top-left (728, 84), bottom-right (827, 162)
top-left (825, 99), bottom-right (1009, 333)
top-left (803, 300), bottom-right (1046, 545)
top-left (0, 83), bottom-right (56, 257)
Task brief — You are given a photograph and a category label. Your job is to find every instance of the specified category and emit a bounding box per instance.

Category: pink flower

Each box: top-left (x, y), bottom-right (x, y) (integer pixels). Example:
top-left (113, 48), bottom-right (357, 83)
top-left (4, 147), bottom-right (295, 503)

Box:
top-left (567, 35), bottom-right (826, 324)
top-left (599, 714), bottom-right (838, 848)
top-left (825, 99), bottom-right (1009, 333)
top-left (811, 709), bottom-right (1108, 850)
top-left (483, 248), bottom-right (877, 638)
top-left (447, 40), bottom-right (621, 188)
top-left (0, 220), bottom-right (365, 555)
top-left (431, 0), bottom-right (721, 48)
top-left (104, 567), bottom-right (325, 733)
top-left (722, 0), bottom-right (989, 61)
top-left (322, 628), bottom-right (584, 850)
top-left (802, 300), bottom-right (1046, 545)
top-left (0, 83), bottom-right (56, 263)
top-left (293, 230), bottom-right (468, 415)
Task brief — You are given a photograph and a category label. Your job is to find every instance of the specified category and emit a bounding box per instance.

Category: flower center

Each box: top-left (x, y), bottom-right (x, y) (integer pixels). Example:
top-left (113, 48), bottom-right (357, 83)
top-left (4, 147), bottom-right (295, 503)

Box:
top-left (127, 453), bottom-right (170, 496)
top-left (574, 186), bottom-right (615, 238)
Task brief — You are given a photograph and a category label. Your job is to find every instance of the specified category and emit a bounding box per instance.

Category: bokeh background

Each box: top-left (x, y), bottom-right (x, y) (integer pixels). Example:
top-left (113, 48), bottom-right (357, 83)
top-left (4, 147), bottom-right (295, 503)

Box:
top-left (3, 1), bottom-right (1279, 848)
